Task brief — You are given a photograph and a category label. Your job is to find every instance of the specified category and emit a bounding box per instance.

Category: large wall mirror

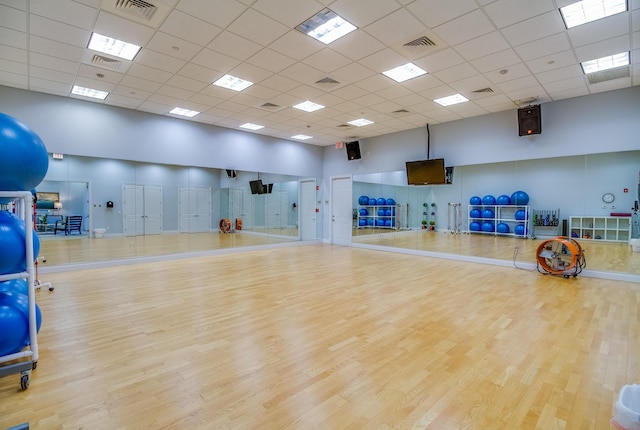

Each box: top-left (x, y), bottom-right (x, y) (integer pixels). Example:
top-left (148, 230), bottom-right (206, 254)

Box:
top-left (352, 151), bottom-right (640, 278)
top-left (36, 155), bottom-right (307, 268)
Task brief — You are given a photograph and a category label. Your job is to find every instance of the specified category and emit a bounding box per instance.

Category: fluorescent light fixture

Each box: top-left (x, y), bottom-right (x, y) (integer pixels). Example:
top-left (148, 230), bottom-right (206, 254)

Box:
top-left (292, 101), bottom-right (325, 112)
top-left (88, 32), bottom-right (141, 61)
top-left (291, 134), bottom-right (313, 140)
top-left (169, 107), bottom-right (199, 118)
top-left (348, 118), bottom-right (374, 127)
top-left (71, 85), bottom-right (109, 100)
top-left (434, 94), bottom-right (469, 106)
top-left (382, 63), bottom-right (427, 83)
top-left (239, 123), bottom-right (265, 130)
top-left (581, 52), bottom-right (630, 74)
top-left (560, 0), bottom-right (627, 28)
top-left (297, 8), bottom-right (357, 44)
top-left (213, 74), bottom-right (254, 91)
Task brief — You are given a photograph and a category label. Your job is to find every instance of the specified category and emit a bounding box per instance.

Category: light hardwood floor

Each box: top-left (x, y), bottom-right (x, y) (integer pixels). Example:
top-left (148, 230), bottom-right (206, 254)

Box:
top-left (1, 244), bottom-right (639, 429)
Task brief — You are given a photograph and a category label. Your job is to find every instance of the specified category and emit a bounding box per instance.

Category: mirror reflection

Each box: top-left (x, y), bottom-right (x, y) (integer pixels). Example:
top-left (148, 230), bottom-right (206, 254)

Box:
top-left (36, 155), bottom-right (304, 267)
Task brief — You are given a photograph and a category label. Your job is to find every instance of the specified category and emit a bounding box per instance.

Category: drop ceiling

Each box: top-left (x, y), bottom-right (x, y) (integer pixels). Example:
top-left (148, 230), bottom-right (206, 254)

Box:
top-left (0, 0), bottom-right (638, 146)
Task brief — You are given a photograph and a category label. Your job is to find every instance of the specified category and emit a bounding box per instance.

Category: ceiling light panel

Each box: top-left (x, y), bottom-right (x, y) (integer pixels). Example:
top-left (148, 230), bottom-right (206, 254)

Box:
top-left (347, 118), bottom-right (374, 127)
top-left (560, 0), bottom-right (628, 29)
top-left (291, 134), bottom-right (313, 140)
top-left (213, 75), bottom-right (254, 91)
top-left (581, 51), bottom-right (630, 73)
top-left (88, 33), bottom-right (141, 61)
top-left (71, 85), bottom-right (109, 100)
top-left (434, 94), bottom-right (469, 106)
top-left (169, 107), bottom-right (199, 117)
top-left (382, 63), bottom-right (427, 83)
top-left (296, 8), bottom-right (357, 45)
top-left (239, 123), bottom-right (265, 130)
top-left (292, 101), bottom-right (325, 112)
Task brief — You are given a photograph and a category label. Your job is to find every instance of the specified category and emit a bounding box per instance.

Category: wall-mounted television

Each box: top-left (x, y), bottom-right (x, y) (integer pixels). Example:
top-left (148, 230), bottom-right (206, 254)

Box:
top-left (249, 179), bottom-right (264, 194)
top-left (406, 158), bottom-right (447, 185)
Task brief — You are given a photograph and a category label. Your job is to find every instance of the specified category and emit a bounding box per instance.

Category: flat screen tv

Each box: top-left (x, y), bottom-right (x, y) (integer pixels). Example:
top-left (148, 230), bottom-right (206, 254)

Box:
top-left (406, 158), bottom-right (447, 185)
top-left (249, 179), bottom-right (264, 194)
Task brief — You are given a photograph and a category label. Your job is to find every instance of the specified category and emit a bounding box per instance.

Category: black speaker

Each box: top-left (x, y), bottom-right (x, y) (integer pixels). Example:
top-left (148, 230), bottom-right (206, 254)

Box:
top-left (518, 105), bottom-right (541, 136)
top-left (226, 169), bottom-right (237, 178)
top-left (346, 141), bottom-right (361, 160)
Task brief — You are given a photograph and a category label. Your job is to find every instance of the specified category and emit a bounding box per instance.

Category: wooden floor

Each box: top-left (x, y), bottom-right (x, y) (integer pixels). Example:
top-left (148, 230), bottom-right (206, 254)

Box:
top-left (1, 244), bottom-right (639, 429)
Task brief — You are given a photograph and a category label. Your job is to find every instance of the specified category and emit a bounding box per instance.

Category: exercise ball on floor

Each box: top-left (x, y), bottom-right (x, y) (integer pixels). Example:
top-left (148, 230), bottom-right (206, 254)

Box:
top-left (496, 222), bottom-right (510, 234)
top-left (481, 221), bottom-right (495, 232)
top-left (0, 113), bottom-right (49, 202)
top-left (469, 222), bottom-right (481, 231)
top-left (470, 196), bottom-right (482, 206)
top-left (482, 195), bottom-right (496, 205)
top-left (511, 190), bottom-right (529, 205)
top-left (496, 194), bottom-right (511, 205)
top-left (0, 211), bottom-right (41, 275)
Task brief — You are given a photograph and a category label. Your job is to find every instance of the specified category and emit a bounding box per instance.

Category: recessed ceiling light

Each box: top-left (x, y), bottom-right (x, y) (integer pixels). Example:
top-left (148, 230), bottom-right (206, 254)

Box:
top-left (239, 123), bottom-right (265, 130)
top-left (382, 63), bottom-right (427, 83)
top-left (87, 33), bottom-right (141, 61)
top-left (347, 118), bottom-right (374, 127)
top-left (212, 74), bottom-right (254, 92)
top-left (71, 85), bottom-right (108, 100)
top-left (291, 134), bottom-right (313, 140)
top-left (560, 0), bottom-right (627, 29)
top-left (293, 101), bottom-right (325, 112)
top-left (581, 52), bottom-right (630, 74)
top-left (296, 8), bottom-right (357, 45)
top-left (434, 94), bottom-right (469, 106)
top-left (169, 107), bottom-right (199, 118)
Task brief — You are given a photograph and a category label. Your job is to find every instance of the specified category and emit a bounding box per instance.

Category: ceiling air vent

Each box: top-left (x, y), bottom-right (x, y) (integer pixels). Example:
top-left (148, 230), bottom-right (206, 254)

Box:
top-left (114, 0), bottom-right (157, 21)
top-left (586, 65), bottom-right (630, 84)
top-left (336, 124), bottom-right (352, 128)
top-left (392, 109), bottom-right (410, 115)
top-left (472, 87), bottom-right (494, 94)
top-left (403, 36), bottom-right (436, 48)
top-left (256, 102), bottom-right (286, 112)
top-left (316, 77), bottom-right (340, 85)
top-left (91, 54), bottom-right (122, 70)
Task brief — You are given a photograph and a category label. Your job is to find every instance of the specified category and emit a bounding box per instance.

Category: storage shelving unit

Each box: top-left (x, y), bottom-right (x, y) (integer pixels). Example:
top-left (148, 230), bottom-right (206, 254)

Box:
top-left (468, 204), bottom-right (531, 238)
top-left (569, 216), bottom-right (631, 242)
top-left (357, 204), bottom-right (399, 229)
top-left (532, 208), bottom-right (561, 238)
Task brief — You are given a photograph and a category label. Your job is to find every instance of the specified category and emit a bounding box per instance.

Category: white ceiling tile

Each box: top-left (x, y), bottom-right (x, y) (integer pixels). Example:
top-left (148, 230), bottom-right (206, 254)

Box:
top-left (485, 63), bottom-right (531, 83)
top-left (303, 48), bottom-right (352, 74)
top-left (269, 30), bottom-right (323, 61)
top-left (362, 8), bottom-right (427, 47)
top-left (500, 12), bottom-right (566, 47)
top-left (454, 31), bottom-right (510, 61)
top-left (30, 0), bottom-right (96, 30)
top-left (0, 4), bottom-right (26, 32)
top-left (146, 32), bottom-right (203, 62)
top-left (30, 65), bottom-right (75, 85)
top-left (252, 0), bottom-right (324, 27)
top-left (407, 0), bottom-right (478, 28)
top-left (0, 44), bottom-right (27, 63)
top-left (329, 29), bottom-right (386, 62)
top-left (175, 0), bottom-right (246, 28)
top-left (126, 63), bottom-right (173, 84)
top-left (177, 63), bottom-right (219, 84)
top-left (29, 15), bottom-right (90, 48)
top-left (30, 35), bottom-right (84, 62)
top-left (497, 75), bottom-right (539, 92)
top-left (434, 10), bottom-right (496, 45)
top-left (568, 13), bottom-right (630, 48)
top-left (93, 11), bottom-right (155, 47)
top-left (246, 48), bottom-right (297, 74)
top-left (117, 75), bottom-right (161, 93)
top-left (227, 62), bottom-right (272, 85)
top-left (0, 27), bottom-right (26, 49)
top-left (536, 65), bottom-right (583, 84)
top-left (191, 49), bottom-right (241, 75)
top-left (227, 8), bottom-right (289, 46)
top-left (260, 74), bottom-right (301, 93)
top-left (104, 93), bottom-right (143, 109)
top-left (548, 86), bottom-right (590, 100)
top-left (588, 77), bottom-right (632, 93)
top-left (0, 72), bottom-right (28, 88)
top-left (483, 0), bottom-right (555, 28)
top-left (208, 31), bottom-right (262, 62)
top-left (160, 9), bottom-right (222, 46)
top-left (136, 49), bottom-right (185, 74)
top-left (432, 63), bottom-right (479, 83)
top-left (331, 0), bottom-right (401, 28)
top-left (415, 48), bottom-right (466, 73)
top-left (470, 49), bottom-right (521, 73)
top-left (526, 50), bottom-right (578, 74)
top-left (543, 76), bottom-right (586, 93)
top-left (31, 78), bottom-right (73, 95)
top-left (358, 48), bottom-right (408, 74)
top-left (451, 75), bottom-right (494, 93)
top-left (0, 58), bottom-right (27, 75)
top-left (574, 35), bottom-right (631, 62)
top-left (165, 74), bottom-right (209, 93)
top-left (514, 32), bottom-right (572, 61)
top-left (30, 52), bottom-right (79, 74)
top-left (334, 64), bottom-right (380, 88)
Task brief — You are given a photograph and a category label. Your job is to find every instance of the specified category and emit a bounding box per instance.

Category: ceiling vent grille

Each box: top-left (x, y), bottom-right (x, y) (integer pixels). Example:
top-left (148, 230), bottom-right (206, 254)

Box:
top-left (586, 65), bottom-right (630, 84)
top-left (336, 124), bottom-right (353, 128)
top-left (316, 77), bottom-right (340, 85)
top-left (403, 36), bottom-right (436, 48)
top-left (256, 102), bottom-right (286, 112)
top-left (392, 109), bottom-right (410, 114)
top-left (114, 0), bottom-right (157, 21)
top-left (91, 54), bottom-right (122, 70)
top-left (472, 87), bottom-right (494, 93)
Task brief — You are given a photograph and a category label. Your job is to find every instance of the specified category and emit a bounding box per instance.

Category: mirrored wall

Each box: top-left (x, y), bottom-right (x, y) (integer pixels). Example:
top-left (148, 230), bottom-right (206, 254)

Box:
top-left (352, 151), bottom-right (640, 278)
top-left (35, 155), bottom-right (305, 267)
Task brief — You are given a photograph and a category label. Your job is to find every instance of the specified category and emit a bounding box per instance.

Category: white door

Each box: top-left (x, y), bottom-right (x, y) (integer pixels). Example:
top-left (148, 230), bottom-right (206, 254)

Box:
top-left (267, 191), bottom-right (288, 230)
top-left (143, 185), bottom-right (162, 235)
top-left (230, 188), bottom-right (254, 230)
top-left (242, 189), bottom-right (254, 229)
top-left (194, 187), bottom-right (211, 232)
top-left (179, 187), bottom-right (211, 232)
top-left (300, 178), bottom-right (316, 241)
top-left (123, 184), bottom-right (144, 236)
top-left (331, 176), bottom-right (352, 246)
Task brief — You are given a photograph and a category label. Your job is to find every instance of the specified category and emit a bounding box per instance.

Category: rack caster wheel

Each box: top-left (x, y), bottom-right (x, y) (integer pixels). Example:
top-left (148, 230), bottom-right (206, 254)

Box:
top-left (20, 374), bottom-right (30, 390)
top-left (32, 361), bottom-right (37, 370)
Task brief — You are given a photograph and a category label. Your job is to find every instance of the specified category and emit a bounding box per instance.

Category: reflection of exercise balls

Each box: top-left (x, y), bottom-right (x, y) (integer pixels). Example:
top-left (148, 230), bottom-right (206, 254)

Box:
top-left (0, 211), bottom-right (41, 275)
top-left (386, 198), bottom-right (395, 205)
top-left (496, 223), bottom-right (510, 233)
top-left (0, 113), bottom-right (49, 201)
top-left (376, 197), bottom-right (386, 206)
top-left (481, 208), bottom-right (494, 219)
top-left (470, 209), bottom-right (482, 219)
top-left (367, 218), bottom-right (374, 226)
top-left (359, 208), bottom-right (368, 216)
top-left (358, 219), bottom-right (367, 227)
top-left (496, 195), bottom-right (511, 205)
top-left (482, 195), bottom-right (496, 205)
top-left (514, 223), bottom-right (528, 236)
top-left (376, 219), bottom-right (385, 226)
top-left (368, 198), bottom-right (376, 205)
top-left (514, 209), bottom-right (528, 220)
top-left (384, 209), bottom-right (392, 216)
top-left (377, 208), bottom-right (386, 216)
top-left (384, 219), bottom-right (391, 227)
top-left (511, 190), bottom-right (529, 205)
top-left (358, 195), bottom-right (369, 205)
top-left (470, 196), bottom-right (482, 205)
top-left (481, 221), bottom-right (495, 232)
top-left (469, 222), bottom-right (481, 231)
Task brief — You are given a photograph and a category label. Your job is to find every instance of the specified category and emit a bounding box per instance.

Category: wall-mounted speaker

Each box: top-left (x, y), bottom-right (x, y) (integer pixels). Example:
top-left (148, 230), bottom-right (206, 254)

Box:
top-left (346, 141), bottom-right (361, 160)
top-left (226, 169), bottom-right (237, 178)
top-left (518, 105), bottom-right (541, 136)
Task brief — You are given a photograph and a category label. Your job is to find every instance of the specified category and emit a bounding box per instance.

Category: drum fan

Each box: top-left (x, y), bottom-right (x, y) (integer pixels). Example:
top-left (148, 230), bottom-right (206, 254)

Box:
top-left (536, 236), bottom-right (586, 278)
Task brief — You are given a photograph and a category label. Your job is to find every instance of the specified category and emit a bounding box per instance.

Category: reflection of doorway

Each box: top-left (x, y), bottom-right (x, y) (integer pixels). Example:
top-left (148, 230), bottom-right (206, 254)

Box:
top-left (267, 191), bottom-right (288, 230)
top-left (178, 187), bottom-right (211, 233)
top-left (331, 176), bottom-right (352, 245)
top-left (36, 180), bottom-right (90, 236)
top-left (123, 184), bottom-right (162, 236)
top-left (230, 189), bottom-right (254, 230)
top-left (300, 178), bottom-right (316, 241)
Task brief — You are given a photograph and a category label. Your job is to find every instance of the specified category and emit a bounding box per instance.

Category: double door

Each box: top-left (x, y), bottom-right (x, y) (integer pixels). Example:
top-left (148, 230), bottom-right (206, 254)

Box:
top-left (178, 187), bottom-right (211, 233)
top-left (123, 184), bottom-right (162, 236)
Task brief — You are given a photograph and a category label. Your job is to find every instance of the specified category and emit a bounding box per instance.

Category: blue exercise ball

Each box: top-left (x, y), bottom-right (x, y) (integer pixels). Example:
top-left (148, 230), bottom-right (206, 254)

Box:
top-left (0, 292), bottom-right (29, 356)
top-left (496, 222), bottom-right (510, 234)
top-left (469, 221), bottom-right (481, 231)
top-left (481, 221), bottom-right (495, 232)
top-left (359, 208), bottom-right (368, 216)
top-left (470, 209), bottom-right (481, 218)
top-left (376, 197), bottom-right (386, 206)
top-left (481, 208), bottom-right (494, 219)
top-left (384, 219), bottom-right (391, 227)
top-left (377, 208), bottom-right (386, 216)
top-left (0, 211), bottom-right (41, 275)
top-left (0, 279), bottom-right (28, 295)
top-left (0, 113), bottom-right (49, 201)
top-left (386, 198), bottom-right (395, 205)
top-left (514, 209), bottom-right (528, 220)
top-left (368, 198), bottom-right (376, 206)
top-left (470, 196), bottom-right (482, 205)
top-left (496, 194), bottom-right (511, 205)
top-left (514, 223), bottom-right (528, 236)
top-left (384, 209), bottom-right (391, 216)
top-left (358, 218), bottom-right (367, 227)
top-left (358, 195), bottom-right (369, 205)
top-left (482, 195), bottom-right (496, 205)
top-left (367, 218), bottom-right (374, 226)
top-left (511, 190), bottom-right (529, 205)
top-left (376, 218), bottom-right (385, 226)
